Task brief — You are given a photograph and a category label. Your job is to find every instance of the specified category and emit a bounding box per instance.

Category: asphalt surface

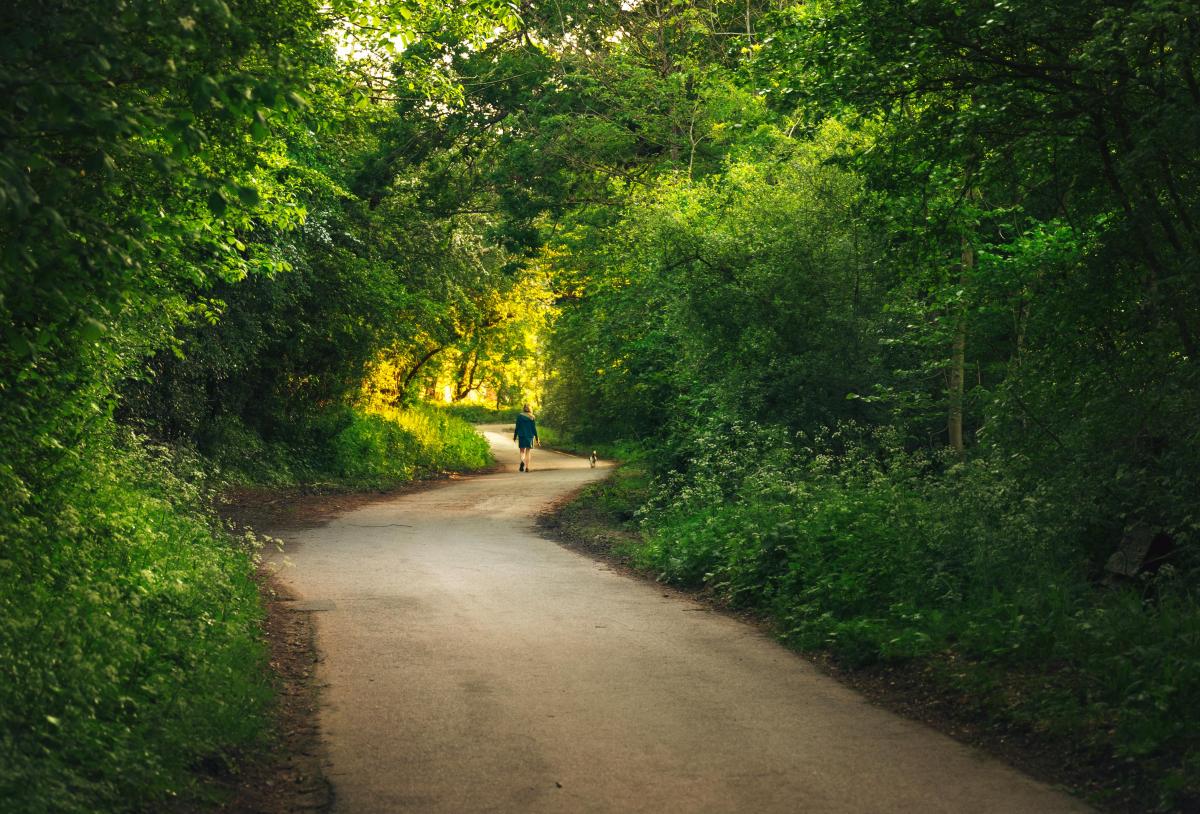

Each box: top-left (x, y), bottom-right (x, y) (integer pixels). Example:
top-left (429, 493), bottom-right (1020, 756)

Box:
top-left (271, 423), bottom-right (1091, 813)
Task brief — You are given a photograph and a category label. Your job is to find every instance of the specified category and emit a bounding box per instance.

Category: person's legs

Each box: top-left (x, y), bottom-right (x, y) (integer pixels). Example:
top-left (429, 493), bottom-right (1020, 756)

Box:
top-left (524, 446), bottom-right (532, 471)
top-left (519, 445), bottom-right (529, 470)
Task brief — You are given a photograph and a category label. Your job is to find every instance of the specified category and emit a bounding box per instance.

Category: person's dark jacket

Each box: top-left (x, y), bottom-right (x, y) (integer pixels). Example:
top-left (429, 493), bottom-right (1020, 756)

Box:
top-left (514, 413), bottom-right (538, 447)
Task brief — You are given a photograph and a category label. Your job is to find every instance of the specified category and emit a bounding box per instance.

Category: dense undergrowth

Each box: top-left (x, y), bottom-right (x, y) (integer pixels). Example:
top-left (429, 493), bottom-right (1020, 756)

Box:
top-left (329, 405), bottom-right (492, 485)
top-left (434, 402), bottom-right (518, 425)
top-left (206, 404), bottom-right (492, 488)
top-left (0, 432), bottom-right (269, 814)
top-left (554, 423), bottom-right (1200, 810)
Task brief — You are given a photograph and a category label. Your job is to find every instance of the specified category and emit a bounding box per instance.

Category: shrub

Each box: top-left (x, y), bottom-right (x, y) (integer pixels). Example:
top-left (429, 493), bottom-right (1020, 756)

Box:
top-left (434, 402), bottom-right (517, 424)
top-left (330, 404), bottom-right (491, 487)
top-left (204, 404), bottom-right (492, 489)
top-left (0, 430), bottom-right (270, 814)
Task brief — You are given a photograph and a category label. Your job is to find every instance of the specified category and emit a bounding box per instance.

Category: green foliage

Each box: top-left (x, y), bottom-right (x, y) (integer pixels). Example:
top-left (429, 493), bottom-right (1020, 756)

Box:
top-left (435, 402), bottom-right (516, 424)
top-left (330, 404), bottom-right (492, 486)
top-left (1, 1), bottom-right (514, 810)
top-left (196, 405), bottom-right (491, 488)
top-left (0, 3), bottom-right (317, 808)
top-left (5, 0), bottom-right (1200, 807)
top-left (0, 431), bottom-right (268, 814)
top-left (544, 123), bottom-right (879, 444)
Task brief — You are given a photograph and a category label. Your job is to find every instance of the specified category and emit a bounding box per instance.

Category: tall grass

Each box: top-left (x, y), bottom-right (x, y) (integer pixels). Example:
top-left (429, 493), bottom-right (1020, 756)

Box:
top-left (204, 403), bottom-right (492, 488)
top-left (331, 403), bottom-right (492, 485)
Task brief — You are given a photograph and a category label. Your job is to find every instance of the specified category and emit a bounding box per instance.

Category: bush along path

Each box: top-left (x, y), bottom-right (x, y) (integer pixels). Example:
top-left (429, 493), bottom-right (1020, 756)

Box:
top-left (538, 454), bottom-right (1197, 814)
top-left (0, 434), bottom-right (272, 814)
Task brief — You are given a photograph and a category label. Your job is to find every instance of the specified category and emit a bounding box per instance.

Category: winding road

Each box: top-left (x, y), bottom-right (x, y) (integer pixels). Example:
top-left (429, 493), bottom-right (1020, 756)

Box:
top-left (272, 424), bottom-right (1090, 813)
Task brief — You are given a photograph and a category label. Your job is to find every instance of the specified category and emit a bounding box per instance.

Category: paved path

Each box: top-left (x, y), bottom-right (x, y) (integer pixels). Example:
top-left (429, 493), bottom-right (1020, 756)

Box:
top-left (272, 424), bottom-right (1090, 813)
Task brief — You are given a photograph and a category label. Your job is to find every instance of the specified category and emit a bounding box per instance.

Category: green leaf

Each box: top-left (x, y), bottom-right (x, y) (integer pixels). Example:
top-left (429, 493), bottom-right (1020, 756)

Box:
top-left (86, 151), bottom-right (117, 175)
top-left (235, 185), bottom-right (259, 207)
top-left (80, 318), bottom-right (106, 342)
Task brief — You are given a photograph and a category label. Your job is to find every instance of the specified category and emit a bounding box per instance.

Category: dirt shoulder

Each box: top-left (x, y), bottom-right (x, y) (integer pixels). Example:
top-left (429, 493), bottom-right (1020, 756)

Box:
top-left (219, 470), bottom-right (491, 533)
top-left (172, 565), bottom-right (330, 814)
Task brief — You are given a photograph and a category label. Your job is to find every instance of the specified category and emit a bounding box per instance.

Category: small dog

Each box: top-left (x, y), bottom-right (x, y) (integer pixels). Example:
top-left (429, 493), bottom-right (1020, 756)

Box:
top-left (589, 450), bottom-right (598, 468)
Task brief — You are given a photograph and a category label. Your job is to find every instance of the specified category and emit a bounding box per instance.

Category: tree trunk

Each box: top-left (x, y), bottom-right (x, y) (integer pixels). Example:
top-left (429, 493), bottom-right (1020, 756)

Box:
top-left (948, 235), bottom-right (972, 455)
top-left (400, 345), bottom-right (447, 399)
top-left (453, 347), bottom-right (482, 401)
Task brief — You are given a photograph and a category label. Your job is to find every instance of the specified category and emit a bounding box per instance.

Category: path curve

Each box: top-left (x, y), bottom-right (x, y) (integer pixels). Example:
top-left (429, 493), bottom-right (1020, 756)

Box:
top-left (271, 424), bottom-right (1090, 813)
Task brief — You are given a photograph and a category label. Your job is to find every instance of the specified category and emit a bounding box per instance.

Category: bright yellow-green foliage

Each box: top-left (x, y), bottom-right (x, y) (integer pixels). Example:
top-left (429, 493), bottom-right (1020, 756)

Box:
top-left (361, 263), bottom-right (554, 411)
top-left (331, 404), bottom-right (492, 485)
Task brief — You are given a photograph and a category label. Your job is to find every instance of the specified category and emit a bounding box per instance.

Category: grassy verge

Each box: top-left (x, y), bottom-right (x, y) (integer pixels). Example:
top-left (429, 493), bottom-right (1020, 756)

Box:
top-left (538, 462), bottom-right (652, 563)
top-left (0, 432), bottom-right (270, 814)
top-left (205, 403), bottom-right (492, 490)
top-left (545, 448), bottom-right (1200, 813)
top-left (533, 425), bottom-right (640, 462)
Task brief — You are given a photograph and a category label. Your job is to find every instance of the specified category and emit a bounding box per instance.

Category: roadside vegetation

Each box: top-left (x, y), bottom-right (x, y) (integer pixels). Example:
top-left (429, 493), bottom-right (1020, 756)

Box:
top-left (204, 404), bottom-right (491, 489)
top-left (0, 433), bottom-right (269, 814)
top-left (436, 402), bottom-right (518, 425)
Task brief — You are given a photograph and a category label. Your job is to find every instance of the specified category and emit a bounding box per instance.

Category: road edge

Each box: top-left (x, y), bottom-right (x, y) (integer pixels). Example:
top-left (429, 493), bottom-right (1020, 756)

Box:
top-left (534, 473), bottom-right (1165, 814)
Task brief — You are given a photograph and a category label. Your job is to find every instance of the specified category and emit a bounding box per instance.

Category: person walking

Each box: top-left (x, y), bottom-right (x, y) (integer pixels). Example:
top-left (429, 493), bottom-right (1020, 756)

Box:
top-left (513, 404), bottom-right (539, 472)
